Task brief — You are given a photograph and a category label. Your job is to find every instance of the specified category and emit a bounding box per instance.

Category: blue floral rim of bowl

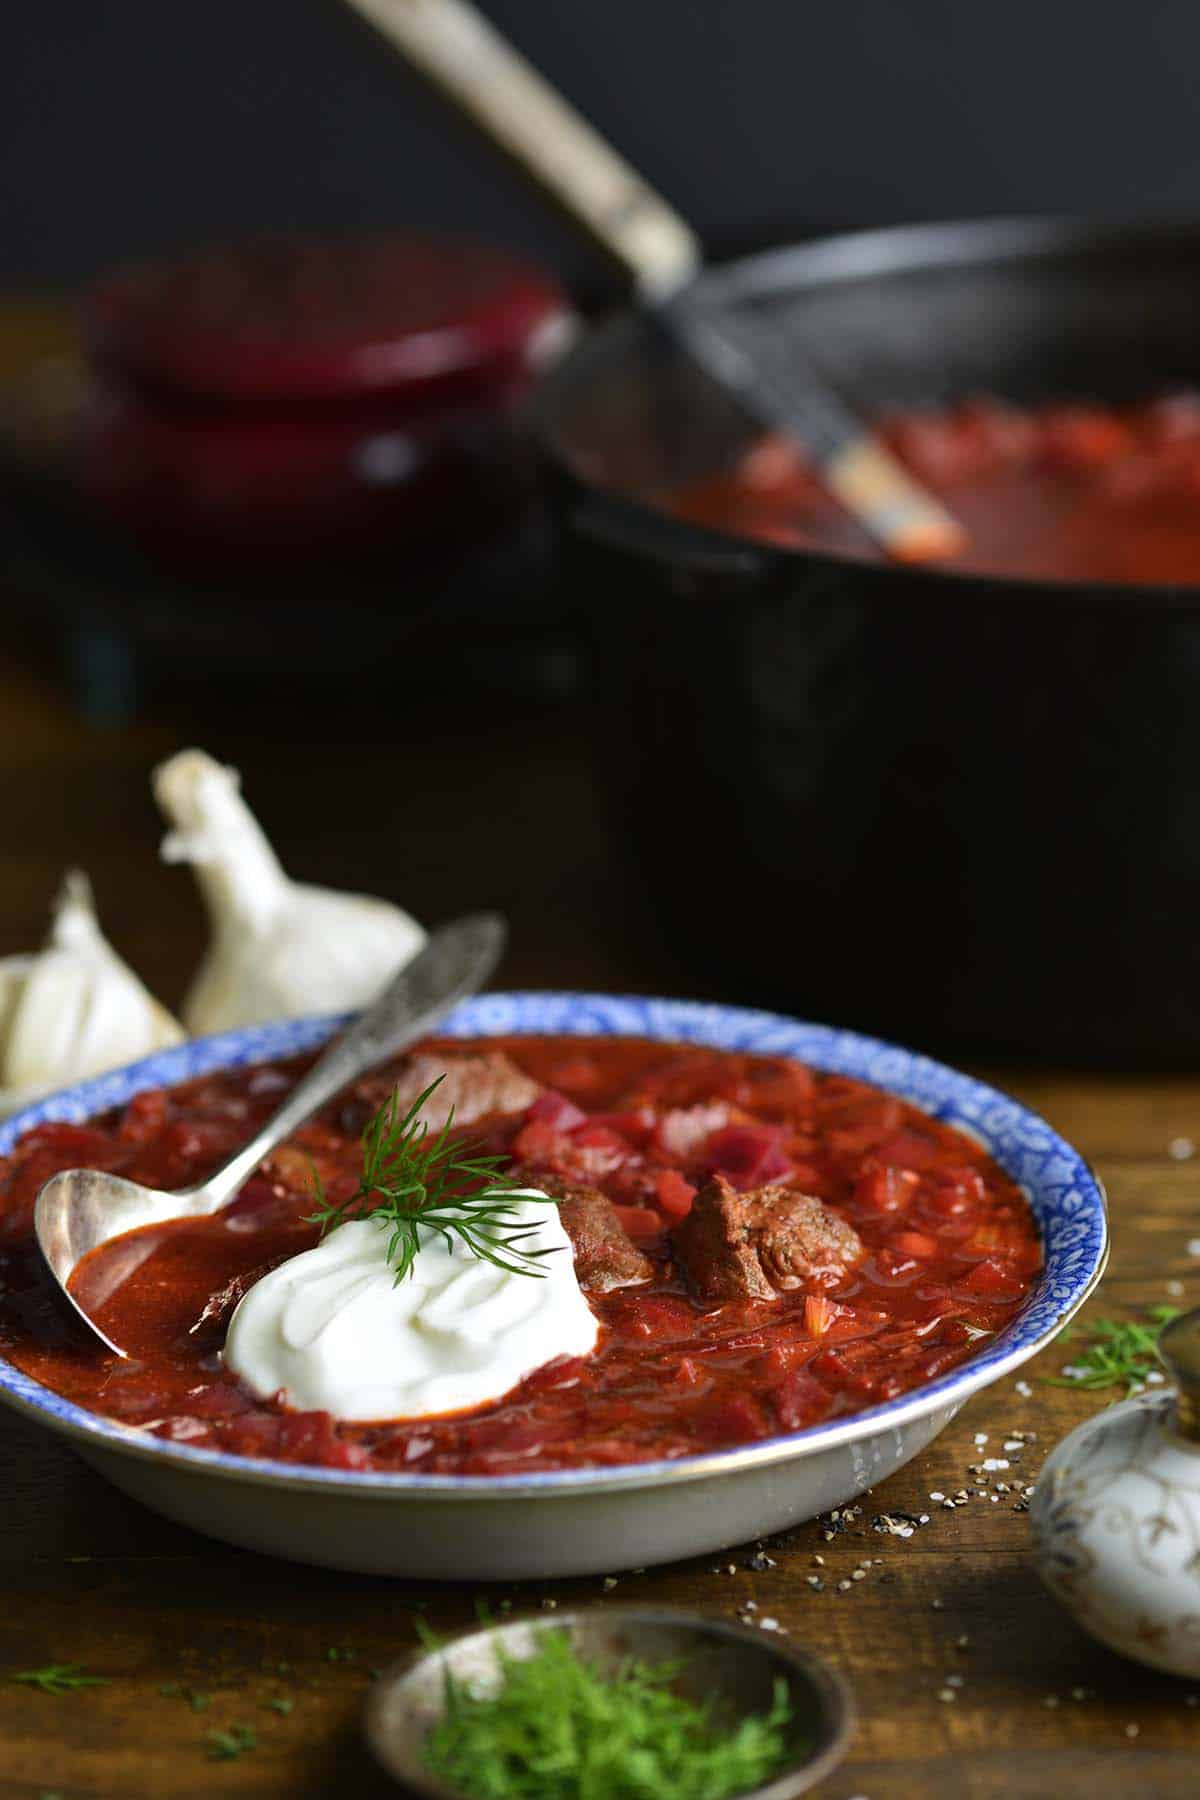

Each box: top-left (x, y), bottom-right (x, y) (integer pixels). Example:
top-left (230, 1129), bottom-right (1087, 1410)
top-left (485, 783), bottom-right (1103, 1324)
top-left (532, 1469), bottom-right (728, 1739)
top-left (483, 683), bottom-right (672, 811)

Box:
top-left (0, 992), bottom-right (1108, 1495)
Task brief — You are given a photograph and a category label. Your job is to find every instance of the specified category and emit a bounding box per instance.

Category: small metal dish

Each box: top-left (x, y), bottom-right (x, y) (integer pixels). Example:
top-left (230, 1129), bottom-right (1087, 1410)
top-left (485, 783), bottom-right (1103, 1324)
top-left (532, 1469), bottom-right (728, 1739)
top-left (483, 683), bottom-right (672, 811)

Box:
top-left (364, 1606), bottom-right (854, 1797)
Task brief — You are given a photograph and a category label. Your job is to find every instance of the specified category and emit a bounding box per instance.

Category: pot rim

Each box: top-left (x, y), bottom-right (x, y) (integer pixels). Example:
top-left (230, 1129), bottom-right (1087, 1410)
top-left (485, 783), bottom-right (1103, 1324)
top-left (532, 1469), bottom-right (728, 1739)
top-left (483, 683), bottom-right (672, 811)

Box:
top-left (532, 211), bottom-right (1200, 608)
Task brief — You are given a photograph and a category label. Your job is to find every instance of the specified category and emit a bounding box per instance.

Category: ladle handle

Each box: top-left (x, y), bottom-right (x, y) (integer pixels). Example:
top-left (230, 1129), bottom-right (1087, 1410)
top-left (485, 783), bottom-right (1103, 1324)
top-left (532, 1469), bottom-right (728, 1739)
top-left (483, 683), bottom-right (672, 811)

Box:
top-left (341, 0), bottom-right (700, 299)
top-left (190, 912), bottom-right (506, 1211)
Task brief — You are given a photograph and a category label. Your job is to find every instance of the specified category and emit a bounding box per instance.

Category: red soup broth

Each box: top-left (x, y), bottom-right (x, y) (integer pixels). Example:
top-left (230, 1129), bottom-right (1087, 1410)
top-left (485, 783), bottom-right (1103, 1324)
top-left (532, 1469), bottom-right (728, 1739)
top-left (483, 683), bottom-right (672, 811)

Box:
top-left (663, 394), bottom-right (1200, 586)
top-left (0, 1035), bottom-right (1041, 1475)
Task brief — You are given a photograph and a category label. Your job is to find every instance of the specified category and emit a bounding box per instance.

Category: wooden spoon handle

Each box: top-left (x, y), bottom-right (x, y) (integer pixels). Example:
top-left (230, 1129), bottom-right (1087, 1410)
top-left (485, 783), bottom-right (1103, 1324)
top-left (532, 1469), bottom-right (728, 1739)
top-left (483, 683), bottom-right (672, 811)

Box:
top-left (342, 0), bottom-right (701, 298)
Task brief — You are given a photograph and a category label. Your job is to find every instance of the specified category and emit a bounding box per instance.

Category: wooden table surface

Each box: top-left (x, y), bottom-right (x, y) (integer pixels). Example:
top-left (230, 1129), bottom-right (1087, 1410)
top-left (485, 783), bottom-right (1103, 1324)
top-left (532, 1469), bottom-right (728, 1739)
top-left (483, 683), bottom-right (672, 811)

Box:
top-left (1, 335), bottom-right (1199, 1795)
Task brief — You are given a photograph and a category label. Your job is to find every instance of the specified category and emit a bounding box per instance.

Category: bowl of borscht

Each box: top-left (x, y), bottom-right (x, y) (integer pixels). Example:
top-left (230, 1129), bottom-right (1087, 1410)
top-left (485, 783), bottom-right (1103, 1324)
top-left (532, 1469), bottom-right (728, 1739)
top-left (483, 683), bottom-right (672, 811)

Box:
top-left (0, 992), bottom-right (1106, 1578)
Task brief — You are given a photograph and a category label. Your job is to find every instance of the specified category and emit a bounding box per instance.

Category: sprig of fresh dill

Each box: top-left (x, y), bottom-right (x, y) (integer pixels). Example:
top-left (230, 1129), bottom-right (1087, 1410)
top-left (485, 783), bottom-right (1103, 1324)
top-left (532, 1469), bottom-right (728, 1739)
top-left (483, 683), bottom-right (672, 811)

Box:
top-left (12, 1663), bottom-right (110, 1696)
top-left (423, 1630), bottom-right (798, 1800)
top-left (305, 1076), bottom-right (557, 1283)
top-left (1046, 1304), bottom-right (1183, 1398)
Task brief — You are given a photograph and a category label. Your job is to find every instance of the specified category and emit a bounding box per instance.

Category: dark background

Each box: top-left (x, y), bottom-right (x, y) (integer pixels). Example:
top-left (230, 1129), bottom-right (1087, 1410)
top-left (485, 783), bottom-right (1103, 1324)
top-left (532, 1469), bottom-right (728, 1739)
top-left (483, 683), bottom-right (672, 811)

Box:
top-left (6, 0), bottom-right (1200, 292)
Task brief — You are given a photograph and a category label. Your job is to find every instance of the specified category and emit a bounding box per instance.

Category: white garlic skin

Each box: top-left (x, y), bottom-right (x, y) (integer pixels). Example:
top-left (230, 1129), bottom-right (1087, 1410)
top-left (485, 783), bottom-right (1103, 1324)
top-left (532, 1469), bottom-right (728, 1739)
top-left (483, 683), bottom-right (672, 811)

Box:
top-left (0, 871), bottom-right (184, 1119)
top-left (154, 749), bottom-right (427, 1034)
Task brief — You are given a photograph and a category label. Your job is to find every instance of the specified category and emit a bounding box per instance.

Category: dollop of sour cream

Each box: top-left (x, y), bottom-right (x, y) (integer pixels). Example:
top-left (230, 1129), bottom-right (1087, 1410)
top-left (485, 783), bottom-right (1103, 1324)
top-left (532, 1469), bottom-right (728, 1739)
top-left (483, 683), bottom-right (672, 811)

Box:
top-left (222, 1191), bottom-right (598, 1422)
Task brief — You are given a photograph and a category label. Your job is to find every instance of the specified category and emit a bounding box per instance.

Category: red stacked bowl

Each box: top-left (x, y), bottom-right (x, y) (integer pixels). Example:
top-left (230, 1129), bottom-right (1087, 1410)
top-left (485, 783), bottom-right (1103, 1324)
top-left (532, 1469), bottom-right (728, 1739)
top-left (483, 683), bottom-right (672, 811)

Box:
top-left (79, 235), bottom-right (571, 563)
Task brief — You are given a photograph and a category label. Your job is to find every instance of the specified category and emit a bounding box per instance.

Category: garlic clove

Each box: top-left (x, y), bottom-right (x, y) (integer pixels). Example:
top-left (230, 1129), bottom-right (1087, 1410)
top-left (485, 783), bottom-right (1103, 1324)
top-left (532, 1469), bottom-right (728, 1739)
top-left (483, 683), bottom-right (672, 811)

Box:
top-left (153, 749), bottom-right (427, 1033)
top-left (0, 871), bottom-right (184, 1118)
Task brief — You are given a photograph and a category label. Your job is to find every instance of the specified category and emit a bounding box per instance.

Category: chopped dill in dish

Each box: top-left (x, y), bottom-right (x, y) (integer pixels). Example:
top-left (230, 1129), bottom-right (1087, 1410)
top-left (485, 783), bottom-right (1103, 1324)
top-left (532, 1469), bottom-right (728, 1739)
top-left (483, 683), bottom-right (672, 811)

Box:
top-left (423, 1630), bottom-right (797, 1800)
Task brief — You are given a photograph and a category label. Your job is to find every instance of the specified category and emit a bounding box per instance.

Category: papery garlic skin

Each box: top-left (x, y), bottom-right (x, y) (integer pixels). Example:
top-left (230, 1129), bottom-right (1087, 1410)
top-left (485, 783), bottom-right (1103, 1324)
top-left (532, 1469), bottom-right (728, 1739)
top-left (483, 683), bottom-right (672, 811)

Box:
top-left (0, 872), bottom-right (184, 1119)
top-left (153, 749), bottom-right (427, 1033)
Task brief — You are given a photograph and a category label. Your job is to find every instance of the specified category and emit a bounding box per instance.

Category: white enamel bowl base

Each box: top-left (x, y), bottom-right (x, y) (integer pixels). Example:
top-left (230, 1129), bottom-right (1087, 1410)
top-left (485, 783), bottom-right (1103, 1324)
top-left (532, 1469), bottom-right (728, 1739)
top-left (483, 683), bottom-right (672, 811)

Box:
top-left (0, 993), bottom-right (1108, 1580)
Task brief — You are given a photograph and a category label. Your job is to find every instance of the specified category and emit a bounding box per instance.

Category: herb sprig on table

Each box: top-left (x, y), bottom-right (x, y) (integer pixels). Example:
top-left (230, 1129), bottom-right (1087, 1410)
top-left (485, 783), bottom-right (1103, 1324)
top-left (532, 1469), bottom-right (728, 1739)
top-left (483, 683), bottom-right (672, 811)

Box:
top-left (205, 1722), bottom-right (258, 1761)
top-left (12, 1663), bottom-right (110, 1696)
top-left (306, 1076), bottom-right (555, 1283)
top-left (423, 1630), bottom-right (797, 1800)
top-left (1047, 1304), bottom-right (1183, 1398)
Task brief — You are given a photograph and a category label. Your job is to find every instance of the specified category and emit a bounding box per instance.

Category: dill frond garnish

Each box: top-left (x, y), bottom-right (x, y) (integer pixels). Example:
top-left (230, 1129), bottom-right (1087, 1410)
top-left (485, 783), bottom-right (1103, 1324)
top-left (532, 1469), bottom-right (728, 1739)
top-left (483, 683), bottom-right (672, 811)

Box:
top-left (305, 1076), bottom-right (557, 1283)
top-left (1046, 1304), bottom-right (1183, 1398)
top-left (12, 1663), bottom-right (110, 1696)
top-left (423, 1630), bottom-right (797, 1800)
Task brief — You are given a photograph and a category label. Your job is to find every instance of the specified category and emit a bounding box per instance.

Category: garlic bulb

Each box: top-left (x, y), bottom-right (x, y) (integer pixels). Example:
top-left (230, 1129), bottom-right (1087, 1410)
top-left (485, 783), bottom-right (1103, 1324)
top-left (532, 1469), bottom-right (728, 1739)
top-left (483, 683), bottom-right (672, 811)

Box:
top-left (153, 749), bottom-right (427, 1033)
top-left (0, 871), bottom-right (184, 1118)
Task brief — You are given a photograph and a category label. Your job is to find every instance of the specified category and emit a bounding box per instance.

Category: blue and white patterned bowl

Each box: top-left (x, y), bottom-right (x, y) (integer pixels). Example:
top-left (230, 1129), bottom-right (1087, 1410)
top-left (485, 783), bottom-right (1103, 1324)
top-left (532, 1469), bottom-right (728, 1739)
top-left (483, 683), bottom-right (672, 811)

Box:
top-left (0, 993), bottom-right (1107, 1579)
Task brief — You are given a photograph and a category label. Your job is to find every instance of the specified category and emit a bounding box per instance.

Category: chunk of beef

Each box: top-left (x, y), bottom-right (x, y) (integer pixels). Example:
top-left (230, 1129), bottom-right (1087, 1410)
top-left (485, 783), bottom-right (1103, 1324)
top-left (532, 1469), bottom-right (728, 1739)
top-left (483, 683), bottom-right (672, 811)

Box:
top-left (358, 1050), bottom-right (542, 1133)
top-left (673, 1174), bottom-right (863, 1302)
top-left (527, 1175), bottom-right (653, 1292)
top-left (191, 1255), bottom-right (293, 1335)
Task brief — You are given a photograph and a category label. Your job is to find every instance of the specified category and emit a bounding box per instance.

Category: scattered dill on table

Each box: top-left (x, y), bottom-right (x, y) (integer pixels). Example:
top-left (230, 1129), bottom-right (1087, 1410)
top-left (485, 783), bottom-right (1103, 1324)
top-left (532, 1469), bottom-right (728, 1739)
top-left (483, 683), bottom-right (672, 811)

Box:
top-left (423, 1630), bottom-right (797, 1800)
top-left (205, 1722), bottom-right (258, 1761)
top-left (12, 1664), bottom-right (109, 1696)
top-left (1046, 1304), bottom-right (1183, 1398)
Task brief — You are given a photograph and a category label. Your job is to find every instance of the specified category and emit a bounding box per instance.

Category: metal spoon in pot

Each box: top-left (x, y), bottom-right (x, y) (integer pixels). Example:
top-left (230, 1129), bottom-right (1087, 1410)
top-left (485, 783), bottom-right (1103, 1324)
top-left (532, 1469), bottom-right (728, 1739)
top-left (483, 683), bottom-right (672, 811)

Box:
top-left (34, 911), bottom-right (506, 1357)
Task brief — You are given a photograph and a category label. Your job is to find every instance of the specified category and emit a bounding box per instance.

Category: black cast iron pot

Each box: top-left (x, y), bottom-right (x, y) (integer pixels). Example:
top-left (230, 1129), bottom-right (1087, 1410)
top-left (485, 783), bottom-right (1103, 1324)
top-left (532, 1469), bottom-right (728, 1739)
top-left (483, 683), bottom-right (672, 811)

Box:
top-left (532, 218), bottom-right (1200, 1066)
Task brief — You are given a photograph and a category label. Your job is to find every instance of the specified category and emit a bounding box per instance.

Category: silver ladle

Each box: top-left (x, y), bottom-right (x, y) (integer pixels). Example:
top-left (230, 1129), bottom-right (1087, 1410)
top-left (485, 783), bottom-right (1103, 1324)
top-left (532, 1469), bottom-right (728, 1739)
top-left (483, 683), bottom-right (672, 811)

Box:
top-left (34, 911), bottom-right (506, 1357)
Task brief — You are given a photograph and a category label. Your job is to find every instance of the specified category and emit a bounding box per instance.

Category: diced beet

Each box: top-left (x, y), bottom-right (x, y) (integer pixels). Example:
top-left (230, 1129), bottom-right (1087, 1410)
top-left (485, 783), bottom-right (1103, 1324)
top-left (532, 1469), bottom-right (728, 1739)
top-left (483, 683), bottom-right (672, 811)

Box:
top-left (611, 1203), bottom-right (664, 1240)
top-left (959, 1257), bottom-right (1027, 1300)
top-left (694, 1390), bottom-right (773, 1443)
top-left (731, 1059), bottom-right (815, 1118)
top-left (705, 1125), bottom-right (792, 1189)
top-left (508, 1118), bottom-right (563, 1163)
top-left (822, 1094), bottom-right (904, 1157)
top-left (772, 1366), bottom-right (833, 1430)
top-left (810, 1346), bottom-right (880, 1399)
top-left (756, 1340), bottom-right (816, 1383)
top-left (932, 1166), bottom-right (987, 1208)
top-left (571, 1123), bottom-right (634, 1156)
top-left (864, 1248), bottom-right (924, 1287)
top-left (853, 1164), bottom-right (919, 1216)
top-left (511, 1120), bottom-right (631, 1186)
top-left (184, 1381), bottom-right (257, 1419)
top-left (118, 1089), bottom-right (170, 1145)
top-left (586, 1108), bottom-right (656, 1147)
top-left (545, 1055), bottom-right (601, 1093)
top-left (652, 1101), bottom-right (734, 1162)
top-left (526, 1090), bottom-right (587, 1132)
top-left (963, 1219), bottom-right (1035, 1260)
top-left (874, 1128), bottom-right (940, 1170)
top-left (655, 1169), bottom-right (697, 1221)
top-left (273, 1409), bottom-right (368, 1469)
top-left (889, 1229), bottom-right (939, 1261)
